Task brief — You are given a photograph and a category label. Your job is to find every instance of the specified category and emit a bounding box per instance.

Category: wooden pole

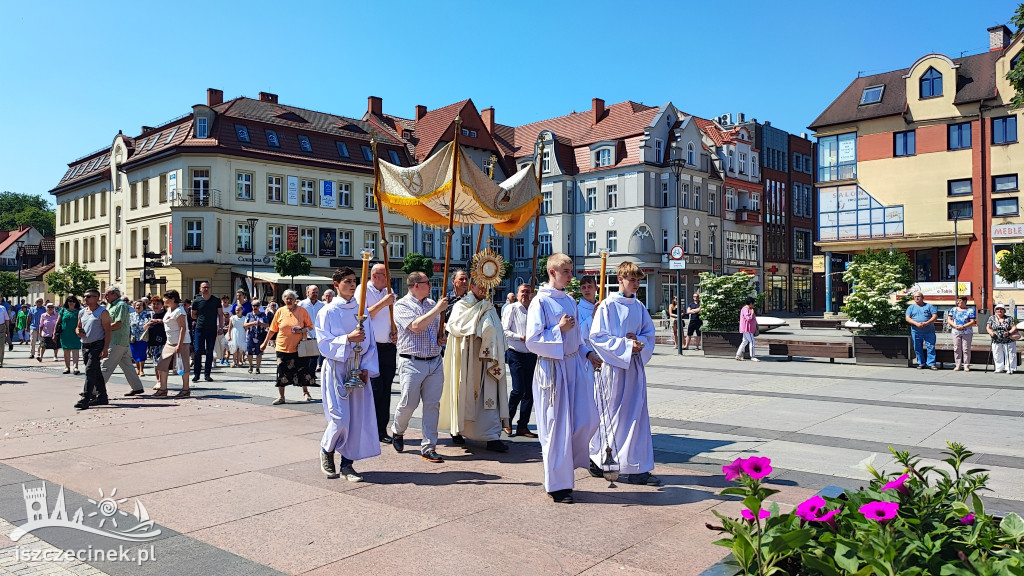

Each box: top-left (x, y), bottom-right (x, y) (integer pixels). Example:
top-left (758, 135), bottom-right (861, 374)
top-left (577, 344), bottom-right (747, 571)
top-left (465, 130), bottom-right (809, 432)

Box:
top-left (599, 250), bottom-right (608, 302)
top-left (370, 132), bottom-right (397, 339)
top-left (530, 137), bottom-right (545, 286)
top-left (475, 156), bottom-right (495, 254)
top-left (475, 224), bottom-right (485, 253)
top-left (441, 117), bottom-right (463, 319)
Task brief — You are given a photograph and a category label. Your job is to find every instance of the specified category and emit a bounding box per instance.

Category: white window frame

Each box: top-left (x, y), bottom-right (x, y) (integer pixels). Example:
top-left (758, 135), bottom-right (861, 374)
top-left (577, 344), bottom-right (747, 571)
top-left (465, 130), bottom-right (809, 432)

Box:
top-left (694, 230), bottom-right (701, 255)
top-left (338, 182), bottom-right (352, 207)
top-left (237, 172), bottom-right (252, 200)
top-left (655, 139), bottom-right (664, 163)
top-left (390, 234), bottom-right (407, 259)
top-left (542, 189), bottom-right (552, 215)
top-left (586, 187), bottom-right (597, 211)
top-left (693, 186), bottom-right (702, 211)
top-left (607, 230), bottom-right (618, 253)
top-left (539, 233), bottom-right (552, 256)
top-left (267, 225), bottom-right (283, 253)
top-left (337, 230), bottom-right (352, 256)
top-left (686, 142), bottom-right (695, 165)
top-left (184, 219), bottom-right (203, 251)
top-left (300, 227), bottom-right (315, 255)
top-left (596, 148), bottom-right (611, 167)
top-left (267, 175), bottom-right (283, 203)
top-left (606, 184), bottom-right (618, 209)
top-left (236, 222), bottom-right (252, 253)
top-left (726, 188), bottom-right (736, 211)
top-left (300, 179), bottom-right (316, 205)
top-left (515, 238), bottom-right (526, 259)
top-left (364, 185), bottom-right (376, 210)
top-left (542, 148), bottom-right (551, 173)
top-left (586, 232), bottom-right (596, 255)
top-left (421, 231), bottom-right (434, 258)
top-left (196, 117), bottom-right (208, 139)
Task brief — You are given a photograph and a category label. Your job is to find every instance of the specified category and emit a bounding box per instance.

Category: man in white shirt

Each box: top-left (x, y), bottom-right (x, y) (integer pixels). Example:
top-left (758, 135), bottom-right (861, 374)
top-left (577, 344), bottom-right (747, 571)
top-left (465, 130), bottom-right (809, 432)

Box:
top-left (355, 263), bottom-right (397, 444)
top-left (503, 283), bottom-right (538, 438)
top-left (297, 284), bottom-right (325, 377)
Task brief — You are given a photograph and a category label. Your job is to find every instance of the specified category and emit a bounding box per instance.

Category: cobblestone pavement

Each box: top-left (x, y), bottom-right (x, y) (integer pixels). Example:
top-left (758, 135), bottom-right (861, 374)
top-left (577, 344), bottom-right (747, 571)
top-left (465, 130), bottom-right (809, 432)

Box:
top-left (0, 518), bottom-right (108, 576)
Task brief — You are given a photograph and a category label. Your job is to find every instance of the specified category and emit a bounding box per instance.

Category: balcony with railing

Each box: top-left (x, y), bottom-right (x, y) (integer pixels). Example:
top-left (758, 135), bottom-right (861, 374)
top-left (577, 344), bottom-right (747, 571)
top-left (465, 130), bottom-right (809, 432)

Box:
top-left (735, 208), bottom-right (762, 224)
top-left (172, 188), bottom-right (222, 208)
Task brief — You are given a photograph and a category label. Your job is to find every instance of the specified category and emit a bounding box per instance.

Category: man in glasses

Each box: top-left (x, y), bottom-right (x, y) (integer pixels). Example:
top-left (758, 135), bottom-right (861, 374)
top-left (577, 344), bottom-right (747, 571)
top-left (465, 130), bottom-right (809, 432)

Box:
top-left (100, 287), bottom-right (146, 396)
top-left (75, 289), bottom-right (112, 409)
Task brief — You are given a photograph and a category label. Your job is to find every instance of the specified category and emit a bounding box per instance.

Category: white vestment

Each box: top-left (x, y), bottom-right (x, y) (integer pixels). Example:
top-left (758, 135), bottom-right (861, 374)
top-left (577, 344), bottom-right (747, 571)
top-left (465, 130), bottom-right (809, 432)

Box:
top-left (439, 292), bottom-right (509, 441)
top-left (589, 293), bottom-right (656, 475)
top-left (525, 285), bottom-right (599, 493)
top-left (316, 297), bottom-right (382, 461)
top-left (577, 298), bottom-right (597, 354)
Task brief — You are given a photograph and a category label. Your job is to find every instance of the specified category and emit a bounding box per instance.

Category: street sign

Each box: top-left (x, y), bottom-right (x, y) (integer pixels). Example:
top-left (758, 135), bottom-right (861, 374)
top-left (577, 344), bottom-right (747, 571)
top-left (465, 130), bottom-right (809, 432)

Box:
top-left (812, 255), bottom-right (825, 273)
top-left (669, 245), bottom-right (684, 260)
top-left (669, 260), bottom-right (686, 270)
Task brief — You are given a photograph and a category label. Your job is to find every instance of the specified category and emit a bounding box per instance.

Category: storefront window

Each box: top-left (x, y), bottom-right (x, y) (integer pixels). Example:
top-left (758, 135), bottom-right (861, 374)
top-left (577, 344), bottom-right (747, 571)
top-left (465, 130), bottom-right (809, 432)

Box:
top-left (915, 250), bottom-right (933, 282)
top-left (818, 132), bottom-right (857, 182)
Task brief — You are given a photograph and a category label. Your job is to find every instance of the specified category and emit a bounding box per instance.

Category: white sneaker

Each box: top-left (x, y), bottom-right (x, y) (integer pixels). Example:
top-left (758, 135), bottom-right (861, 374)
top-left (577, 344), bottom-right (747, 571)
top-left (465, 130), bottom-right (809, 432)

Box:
top-left (751, 357), bottom-right (761, 362)
top-left (340, 465), bottom-right (363, 483)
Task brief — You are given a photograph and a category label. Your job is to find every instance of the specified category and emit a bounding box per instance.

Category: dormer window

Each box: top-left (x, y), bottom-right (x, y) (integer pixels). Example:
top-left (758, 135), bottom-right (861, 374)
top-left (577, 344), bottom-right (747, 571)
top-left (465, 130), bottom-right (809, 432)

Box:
top-left (860, 85), bottom-right (884, 105)
top-left (920, 67), bottom-right (942, 98)
top-left (594, 148), bottom-right (612, 168)
top-left (235, 125), bottom-right (250, 143)
top-left (147, 135), bottom-right (160, 151)
top-left (336, 141), bottom-right (350, 158)
top-left (298, 135), bottom-right (312, 153)
top-left (388, 150), bottom-right (401, 164)
top-left (196, 117), bottom-right (208, 139)
top-left (266, 129), bottom-right (280, 148)
top-left (361, 145), bottom-right (373, 162)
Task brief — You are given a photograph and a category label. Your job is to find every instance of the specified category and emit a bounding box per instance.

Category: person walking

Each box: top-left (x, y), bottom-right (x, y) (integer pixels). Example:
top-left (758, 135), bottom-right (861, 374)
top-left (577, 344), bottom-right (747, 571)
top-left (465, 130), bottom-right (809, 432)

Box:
top-left (100, 287), bottom-right (146, 395)
top-left (130, 300), bottom-right (151, 377)
top-left (0, 297), bottom-right (10, 359)
top-left (154, 290), bottom-right (192, 397)
top-left (227, 305), bottom-right (247, 368)
top-left (261, 289), bottom-right (316, 405)
top-left (906, 290), bottom-right (938, 370)
top-left (75, 289), bottom-right (111, 410)
top-left (38, 303), bottom-right (60, 362)
top-left (987, 303), bottom-right (1019, 374)
top-left (145, 298), bottom-right (167, 388)
top-left (28, 298), bottom-right (45, 360)
top-left (356, 265), bottom-right (398, 444)
top-left (946, 295), bottom-right (977, 371)
top-left (735, 297), bottom-right (760, 361)
top-left (297, 284), bottom-right (325, 377)
top-left (191, 282), bottom-right (221, 382)
top-left (15, 305), bottom-right (29, 345)
top-left (684, 293), bottom-right (703, 350)
top-left (58, 296), bottom-right (82, 375)
top-left (244, 301), bottom-right (269, 374)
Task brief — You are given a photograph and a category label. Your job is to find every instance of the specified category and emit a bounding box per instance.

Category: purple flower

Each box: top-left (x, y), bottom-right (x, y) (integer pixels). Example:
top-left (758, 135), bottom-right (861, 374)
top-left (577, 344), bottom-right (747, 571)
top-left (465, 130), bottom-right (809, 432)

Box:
top-left (741, 457), bottom-right (773, 480)
top-left (882, 473), bottom-right (911, 495)
top-left (815, 509), bottom-right (840, 529)
top-left (741, 508), bottom-right (771, 521)
top-left (722, 458), bottom-right (746, 482)
top-left (859, 501), bottom-right (900, 521)
top-left (959, 513), bottom-right (975, 525)
top-left (795, 496), bottom-right (826, 520)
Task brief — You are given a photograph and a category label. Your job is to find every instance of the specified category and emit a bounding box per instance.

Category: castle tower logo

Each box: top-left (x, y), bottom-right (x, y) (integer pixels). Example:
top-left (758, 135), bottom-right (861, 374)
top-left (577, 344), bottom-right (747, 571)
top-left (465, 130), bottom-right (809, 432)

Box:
top-left (8, 483), bottom-right (162, 542)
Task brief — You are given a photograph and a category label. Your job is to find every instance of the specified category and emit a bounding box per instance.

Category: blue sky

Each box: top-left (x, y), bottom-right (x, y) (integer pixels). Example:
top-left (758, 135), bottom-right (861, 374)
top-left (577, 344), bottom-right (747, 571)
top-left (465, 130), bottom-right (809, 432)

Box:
top-left (0, 0), bottom-right (1016, 204)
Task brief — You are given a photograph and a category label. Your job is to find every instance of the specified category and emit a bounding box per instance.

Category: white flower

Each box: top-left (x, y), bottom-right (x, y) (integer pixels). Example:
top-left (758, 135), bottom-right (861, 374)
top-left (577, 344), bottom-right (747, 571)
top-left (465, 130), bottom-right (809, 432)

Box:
top-left (852, 453), bottom-right (879, 477)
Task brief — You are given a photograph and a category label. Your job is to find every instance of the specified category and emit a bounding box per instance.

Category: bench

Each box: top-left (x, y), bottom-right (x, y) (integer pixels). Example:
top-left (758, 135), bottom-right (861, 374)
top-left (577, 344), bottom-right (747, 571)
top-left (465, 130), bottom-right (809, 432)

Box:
top-left (800, 319), bottom-right (842, 330)
top-left (756, 316), bottom-right (788, 333)
top-left (934, 344), bottom-right (1020, 372)
top-left (768, 341), bottom-right (853, 363)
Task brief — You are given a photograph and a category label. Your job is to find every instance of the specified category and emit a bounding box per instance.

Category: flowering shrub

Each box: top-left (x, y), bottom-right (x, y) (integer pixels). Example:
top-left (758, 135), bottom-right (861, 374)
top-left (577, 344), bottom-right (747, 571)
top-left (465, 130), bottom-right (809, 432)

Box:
top-left (698, 272), bottom-right (759, 332)
top-left (841, 257), bottom-right (910, 335)
top-left (709, 443), bottom-right (1024, 575)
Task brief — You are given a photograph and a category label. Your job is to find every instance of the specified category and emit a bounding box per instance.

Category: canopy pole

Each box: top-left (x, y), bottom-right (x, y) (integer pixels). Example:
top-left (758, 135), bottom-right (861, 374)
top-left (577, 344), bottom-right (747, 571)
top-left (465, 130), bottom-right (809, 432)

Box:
top-left (441, 117), bottom-right (463, 330)
top-left (475, 156), bottom-right (495, 254)
top-left (531, 136), bottom-right (545, 286)
top-left (370, 132), bottom-right (396, 339)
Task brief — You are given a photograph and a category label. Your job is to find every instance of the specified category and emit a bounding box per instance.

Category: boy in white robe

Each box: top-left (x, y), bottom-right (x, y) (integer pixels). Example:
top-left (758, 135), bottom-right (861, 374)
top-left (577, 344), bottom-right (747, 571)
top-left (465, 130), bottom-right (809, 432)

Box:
top-left (525, 253), bottom-right (600, 504)
top-left (316, 267), bottom-right (381, 482)
top-left (589, 261), bottom-right (660, 486)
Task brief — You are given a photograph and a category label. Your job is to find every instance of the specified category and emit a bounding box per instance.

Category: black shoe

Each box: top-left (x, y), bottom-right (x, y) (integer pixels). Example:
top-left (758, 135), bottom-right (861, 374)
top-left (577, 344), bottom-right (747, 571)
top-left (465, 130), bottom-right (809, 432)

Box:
top-left (124, 389), bottom-right (145, 397)
top-left (626, 472), bottom-right (662, 486)
top-left (451, 434), bottom-right (465, 445)
top-left (379, 434), bottom-right (393, 445)
top-left (516, 429), bottom-right (538, 438)
top-left (589, 461), bottom-right (604, 478)
top-left (74, 399), bottom-right (90, 410)
top-left (88, 396), bottom-right (109, 406)
top-left (549, 489), bottom-right (574, 504)
top-left (393, 434), bottom-right (404, 452)
top-left (320, 450), bottom-right (339, 479)
top-left (422, 449), bottom-right (444, 463)
top-left (485, 440), bottom-right (509, 453)
top-left (192, 375), bottom-right (200, 382)
top-left (204, 376), bottom-right (214, 382)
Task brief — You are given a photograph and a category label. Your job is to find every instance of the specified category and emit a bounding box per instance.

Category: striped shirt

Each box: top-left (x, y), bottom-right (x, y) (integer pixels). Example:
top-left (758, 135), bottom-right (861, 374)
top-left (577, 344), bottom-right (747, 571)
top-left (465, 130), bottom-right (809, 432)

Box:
top-left (394, 292), bottom-right (441, 358)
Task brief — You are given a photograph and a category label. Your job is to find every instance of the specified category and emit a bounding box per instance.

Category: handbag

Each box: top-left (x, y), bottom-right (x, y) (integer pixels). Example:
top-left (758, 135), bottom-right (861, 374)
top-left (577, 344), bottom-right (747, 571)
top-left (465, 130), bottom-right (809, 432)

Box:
top-left (297, 337), bottom-right (319, 357)
top-left (140, 327), bottom-right (150, 343)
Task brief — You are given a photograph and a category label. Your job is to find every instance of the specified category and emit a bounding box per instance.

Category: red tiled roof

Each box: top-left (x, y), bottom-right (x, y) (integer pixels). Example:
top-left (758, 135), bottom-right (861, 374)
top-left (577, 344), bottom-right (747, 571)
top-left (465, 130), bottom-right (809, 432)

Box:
top-left (511, 101), bottom-right (658, 155)
top-left (20, 262), bottom-right (55, 281)
top-left (691, 116), bottom-right (726, 147)
top-left (0, 227), bottom-right (32, 255)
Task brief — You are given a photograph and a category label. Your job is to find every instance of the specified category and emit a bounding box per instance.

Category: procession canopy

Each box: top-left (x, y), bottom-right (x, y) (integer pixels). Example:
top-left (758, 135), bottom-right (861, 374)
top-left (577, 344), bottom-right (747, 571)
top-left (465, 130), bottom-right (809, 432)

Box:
top-left (377, 141), bottom-right (541, 238)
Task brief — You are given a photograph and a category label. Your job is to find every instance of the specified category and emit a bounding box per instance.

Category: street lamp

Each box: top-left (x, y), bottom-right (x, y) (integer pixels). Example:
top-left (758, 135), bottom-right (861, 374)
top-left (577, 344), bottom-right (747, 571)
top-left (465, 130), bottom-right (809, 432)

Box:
top-left (670, 142), bottom-right (686, 356)
top-left (14, 240), bottom-right (25, 301)
top-left (246, 217), bottom-right (259, 301)
top-left (708, 223), bottom-right (719, 277)
top-left (950, 208), bottom-right (962, 299)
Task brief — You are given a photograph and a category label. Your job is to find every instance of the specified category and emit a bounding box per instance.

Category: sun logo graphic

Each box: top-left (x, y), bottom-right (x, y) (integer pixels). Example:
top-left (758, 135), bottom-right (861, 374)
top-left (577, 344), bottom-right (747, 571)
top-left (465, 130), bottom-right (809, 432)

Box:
top-left (8, 483), bottom-right (161, 542)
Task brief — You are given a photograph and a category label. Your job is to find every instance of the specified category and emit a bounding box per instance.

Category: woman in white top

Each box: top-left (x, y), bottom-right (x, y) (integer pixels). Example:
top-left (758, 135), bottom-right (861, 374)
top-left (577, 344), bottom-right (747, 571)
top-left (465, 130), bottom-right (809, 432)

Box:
top-left (154, 289), bottom-right (192, 398)
top-left (227, 305), bottom-right (247, 368)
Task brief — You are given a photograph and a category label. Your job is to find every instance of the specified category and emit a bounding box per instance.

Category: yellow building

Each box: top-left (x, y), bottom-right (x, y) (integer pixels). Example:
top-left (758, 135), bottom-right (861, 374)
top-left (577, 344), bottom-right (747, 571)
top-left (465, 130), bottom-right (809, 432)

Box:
top-left (49, 89), bottom-right (413, 301)
top-left (809, 25), bottom-right (1024, 313)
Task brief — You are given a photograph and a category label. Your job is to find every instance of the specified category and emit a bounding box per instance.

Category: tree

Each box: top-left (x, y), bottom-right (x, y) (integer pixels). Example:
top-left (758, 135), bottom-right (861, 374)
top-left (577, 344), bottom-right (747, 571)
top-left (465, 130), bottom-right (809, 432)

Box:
top-left (1009, 4), bottom-right (1024, 110)
top-left (997, 244), bottom-right (1024, 284)
top-left (45, 262), bottom-right (98, 298)
top-left (274, 251), bottom-right (311, 292)
top-left (852, 248), bottom-right (913, 288)
top-left (0, 271), bottom-right (28, 299)
top-left (566, 277), bottom-right (582, 301)
top-left (0, 192), bottom-right (56, 237)
top-left (697, 272), bottom-right (758, 331)
top-left (841, 259), bottom-right (911, 334)
top-left (401, 252), bottom-right (434, 279)
top-left (536, 255), bottom-right (549, 285)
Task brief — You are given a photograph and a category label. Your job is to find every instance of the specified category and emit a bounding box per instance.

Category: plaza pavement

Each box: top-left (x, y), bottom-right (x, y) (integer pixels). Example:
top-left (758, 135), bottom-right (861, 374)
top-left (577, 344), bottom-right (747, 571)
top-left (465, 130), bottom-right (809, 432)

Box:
top-left (1, 322), bottom-right (1023, 575)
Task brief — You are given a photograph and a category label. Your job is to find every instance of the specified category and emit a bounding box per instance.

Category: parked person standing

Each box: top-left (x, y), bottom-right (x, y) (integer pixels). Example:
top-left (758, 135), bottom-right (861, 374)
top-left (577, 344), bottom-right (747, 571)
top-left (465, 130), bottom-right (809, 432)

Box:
top-left (154, 290), bottom-right (192, 397)
top-left (227, 305), bottom-right (247, 368)
top-left (216, 295), bottom-right (232, 366)
top-left (58, 296), bottom-right (81, 374)
top-left (245, 301), bottom-right (269, 374)
top-left (667, 296), bottom-right (679, 347)
top-left (906, 290), bottom-right (938, 370)
top-left (130, 301), bottom-right (151, 377)
top-left (987, 303), bottom-right (1019, 375)
top-left (735, 297), bottom-right (760, 361)
top-left (75, 289), bottom-right (111, 409)
top-left (684, 293), bottom-right (703, 350)
top-left (502, 283), bottom-right (537, 438)
top-left (38, 303), bottom-right (60, 362)
top-left (946, 295), bottom-right (977, 371)
top-left (191, 282), bottom-right (221, 382)
top-left (28, 298), bottom-right (45, 360)
top-left (356, 265), bottom-right (398, 444)
top-left (261, 289), bottom-right (316, 404)
top-left (101, 287), bottom-right (146, 395)
top-left (444, 269), bottom-right (469, 323)
top-left (145, 298), bottom-right (167, 388)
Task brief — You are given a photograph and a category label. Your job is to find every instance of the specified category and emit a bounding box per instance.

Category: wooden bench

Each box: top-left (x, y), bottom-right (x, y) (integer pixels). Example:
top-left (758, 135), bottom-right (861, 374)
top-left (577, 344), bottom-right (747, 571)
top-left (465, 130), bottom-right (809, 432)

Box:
top-left (800, 319), bottom-right (842, 330)
top-left (934, 344), bottom-right (1020, 372)
top-left (769, 341), bottom-right (853, 363)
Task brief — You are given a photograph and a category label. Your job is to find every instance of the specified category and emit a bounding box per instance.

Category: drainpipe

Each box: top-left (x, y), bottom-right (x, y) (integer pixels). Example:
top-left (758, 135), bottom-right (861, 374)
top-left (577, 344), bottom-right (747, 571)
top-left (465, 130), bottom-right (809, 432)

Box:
top-left (979, 99), bottom-right (989, 313)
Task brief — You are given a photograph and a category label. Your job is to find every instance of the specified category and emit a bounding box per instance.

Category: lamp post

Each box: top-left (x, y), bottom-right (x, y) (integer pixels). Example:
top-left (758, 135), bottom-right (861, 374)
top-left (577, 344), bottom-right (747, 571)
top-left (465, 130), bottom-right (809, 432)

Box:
top-left (670, 142), bottom-right (686, 356)
top-left (950, 209), bottom-right (962, 300)
top-left (708, 223), bottom-right (718, 277)
top-left (246, 217), bottom-right (259, 301)
top-left (15, 240), bottom-right (25, 301)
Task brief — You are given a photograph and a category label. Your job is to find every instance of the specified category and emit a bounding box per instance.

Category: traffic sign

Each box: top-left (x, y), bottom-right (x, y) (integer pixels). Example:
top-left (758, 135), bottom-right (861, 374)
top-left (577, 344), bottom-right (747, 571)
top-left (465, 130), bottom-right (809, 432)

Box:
top-left (669, 260), bottom-right (686, 270)
top-left (669, 245), bottom-right (684, 260)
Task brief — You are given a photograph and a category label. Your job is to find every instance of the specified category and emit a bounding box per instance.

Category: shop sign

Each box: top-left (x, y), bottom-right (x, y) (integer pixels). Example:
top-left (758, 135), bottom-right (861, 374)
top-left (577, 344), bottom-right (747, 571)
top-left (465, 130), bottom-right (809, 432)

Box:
top-left (812, 255), bottom-right (825, 273)
top-left (992, 224), bottom-right (1024, 239)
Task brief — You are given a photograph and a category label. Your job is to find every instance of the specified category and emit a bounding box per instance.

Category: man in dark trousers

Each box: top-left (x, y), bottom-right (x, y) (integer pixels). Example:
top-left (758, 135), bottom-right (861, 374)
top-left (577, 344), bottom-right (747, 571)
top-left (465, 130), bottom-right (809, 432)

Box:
top-left (502, 283), bottom-right (538, 438)
top-left (356, 264), bottom-right (397, 444)
top-left (191, 282), bottom-right (221, 382)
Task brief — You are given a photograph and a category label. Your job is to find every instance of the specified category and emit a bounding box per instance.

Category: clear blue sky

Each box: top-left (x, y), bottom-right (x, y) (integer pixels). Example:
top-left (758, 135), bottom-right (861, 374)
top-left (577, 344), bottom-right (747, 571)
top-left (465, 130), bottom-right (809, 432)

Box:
top-left (0, 0), bottom-right (1016, 205)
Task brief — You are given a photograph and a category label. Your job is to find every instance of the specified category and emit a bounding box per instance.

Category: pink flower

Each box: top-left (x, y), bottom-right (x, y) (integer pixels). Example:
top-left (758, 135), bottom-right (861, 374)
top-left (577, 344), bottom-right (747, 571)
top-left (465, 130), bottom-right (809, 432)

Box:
top-left (959, 513), bottom-right (975, 525)
top-left (815, 509), bottom-right (840, 529)
top-left (795, 496), bottom-right (826, 520)
top-left (741, 457), bottom-right (773, 480)
top-left (741, 508), bottom-right (771, 521)
top-left (882, 473), bottom-right (911, 495)
top-left (722, 458), bottom-right (746, 481)
top-left (859, 501), bottom-right (899, 521)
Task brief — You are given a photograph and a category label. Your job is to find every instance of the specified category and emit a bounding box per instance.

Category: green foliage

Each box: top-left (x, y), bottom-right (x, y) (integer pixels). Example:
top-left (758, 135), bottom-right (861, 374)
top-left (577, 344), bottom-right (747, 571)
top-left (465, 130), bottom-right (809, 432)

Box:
top-left (842, 257), bottom-right (911, 334)
top-left (697, 272), bottom-right (757, 332)
top-left (997, 244), bottom-right (1024, 285)
top-left (0, 271), bottom-right (28, 298)
top-left (537, 255), bottom-right (549, 284)
top-left (1010, 4), bottom-right (1024, 110)
top-left (501, 260), bottom-right (513, 282)
top-left (401, 252), bottom-right (434, 279)
top-left (566, 277), bottom-right (582, 301)
top-left (853, 248), bottom-right (913, 288)
top-left (274, 251), bottom-right (311, 290)
top-left (44, 262), bottom-right (98, 298)
top-left (0, 192), bottom-right (56, 237)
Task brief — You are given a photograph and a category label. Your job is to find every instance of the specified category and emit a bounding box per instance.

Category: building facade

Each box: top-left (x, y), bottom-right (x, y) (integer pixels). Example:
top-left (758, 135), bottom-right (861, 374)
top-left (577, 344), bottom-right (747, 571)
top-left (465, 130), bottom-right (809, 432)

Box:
top-left (809, 25), bottom-right (1024, 313)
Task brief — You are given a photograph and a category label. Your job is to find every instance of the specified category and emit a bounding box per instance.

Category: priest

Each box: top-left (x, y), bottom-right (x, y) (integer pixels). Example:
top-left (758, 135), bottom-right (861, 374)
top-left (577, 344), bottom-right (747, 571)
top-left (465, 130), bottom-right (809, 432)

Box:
top-left (316, 266), bottom-right (381, 482)
top-left (439, 252), bottom-right (510, 453)
top-left (525, 253), bottom-right (599, 504)
top-left (588, 261), bottom-right (660, 486)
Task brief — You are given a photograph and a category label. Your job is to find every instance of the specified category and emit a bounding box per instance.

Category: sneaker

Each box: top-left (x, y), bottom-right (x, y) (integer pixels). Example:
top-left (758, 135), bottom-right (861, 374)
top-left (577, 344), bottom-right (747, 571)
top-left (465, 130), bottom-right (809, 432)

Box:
top-left (485, 440), bottom-right (509, 453)
top-left (451, 434), bottom-right (466, 446)
top-left (379, 434), bottom-right (393, 445)
top-left (320, 450), bottom-right (339, 478)
top-left (421, 450), bottom-right (444, 463)
top-left (340, 465), bottom-right (363, 483)
top-left (272, 398), bottom-right (285, 405)
top-left (750, 358), bottom-right (761, 362)
top-left (627, 472), bottom-right (662, 486)
top-left (74, 399), bottom-right (90, 410)
top-left (735, 356), bottom-right (742, 361)
top-left (392, 434), bottom-right (404, 452)
top-left (589, 461), bottom-right (604, 478)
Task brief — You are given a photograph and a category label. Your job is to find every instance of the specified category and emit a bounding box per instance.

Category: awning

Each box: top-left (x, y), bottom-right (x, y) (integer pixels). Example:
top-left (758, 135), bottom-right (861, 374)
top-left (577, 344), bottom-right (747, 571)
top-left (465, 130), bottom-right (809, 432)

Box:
top-left (230, 267), bottom-right (334, 285)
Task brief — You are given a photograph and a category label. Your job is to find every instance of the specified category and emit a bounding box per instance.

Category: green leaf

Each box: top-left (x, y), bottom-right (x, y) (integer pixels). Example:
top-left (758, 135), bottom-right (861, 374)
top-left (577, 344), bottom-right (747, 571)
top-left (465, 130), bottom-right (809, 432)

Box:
top-left (972, 493), bottom-right (987, 518)
top-left (768, 528), bottom-right (814, 554)
top-left (718, 487), bottom-right (750, 497)
top-left (952, 501), bottom-right (971, 516)
top-left (742, 496), bottom-right (763, 515)
top-left (1001, 513), bottom-right (1024, 540)
top-left (802, 555), bottom-right (841, 576)
top-left (732, 533), bottom-right (756, 569)
top-left (835, 541), bottom-right (860, 573)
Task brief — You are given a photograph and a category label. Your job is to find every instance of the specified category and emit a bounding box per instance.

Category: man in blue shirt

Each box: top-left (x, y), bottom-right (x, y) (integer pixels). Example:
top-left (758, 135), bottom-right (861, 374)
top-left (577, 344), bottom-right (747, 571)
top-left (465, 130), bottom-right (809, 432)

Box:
top-left (28, 298), bottom-right (45, 359)
top-left (906, 290), bottom-right (938, 369)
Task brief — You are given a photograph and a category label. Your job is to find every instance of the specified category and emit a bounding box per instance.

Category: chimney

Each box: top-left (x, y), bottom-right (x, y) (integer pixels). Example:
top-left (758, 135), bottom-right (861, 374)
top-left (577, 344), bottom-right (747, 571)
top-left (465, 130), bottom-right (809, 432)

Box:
top-left (367, 96), bottom-right (383, 117)
top-left (989, 25), bottom-right (1013, 51)
top-left (591, 98), bottom-right (605, 125)
top-left (141, 126), bottom-right (156, 135)
top-left (258, 92), bottom-right (279, 104)
top-left (207, 88), bottom-right (224, 106)
top-left (481, 107), bottom-right (495, 134)
top-left (415, 105), bottom-right (428, 120)
top-left (738, 113), bottom-right (746, 123)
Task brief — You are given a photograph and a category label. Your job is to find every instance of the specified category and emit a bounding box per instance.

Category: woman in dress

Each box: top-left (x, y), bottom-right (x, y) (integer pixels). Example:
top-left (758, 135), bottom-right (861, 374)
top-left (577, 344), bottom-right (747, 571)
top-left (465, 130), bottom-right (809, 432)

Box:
top-left (146, 298), bottom-right (167, 390)
top-left (668, 296), bottom-right (679, 347)
top-left (58, 296), bottom-right (81, 375)
top-left (986, 303), bottom-right (1019, 374)
top-left (130, 300), bottom-right (151, 376)
top-left (154, 290), bottom-right (192, 397)
top-left (227, 305), bottom-right (247, 367)
top-left (260, 289), bottom-right (316, 405)
top-left (946, 295), bottom-right (977, 371)
top-left (38, 303), bottom-right (60, 362)
top-left (245, 301), bottom-right (269, 374)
